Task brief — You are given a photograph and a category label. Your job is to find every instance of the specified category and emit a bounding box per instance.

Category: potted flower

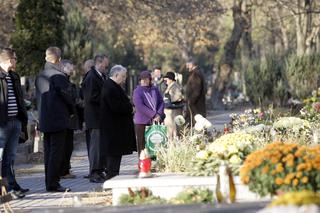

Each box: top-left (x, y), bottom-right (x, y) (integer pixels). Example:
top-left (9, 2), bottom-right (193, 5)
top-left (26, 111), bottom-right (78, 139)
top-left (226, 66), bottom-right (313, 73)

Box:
top-left (258, 191), bottom-right (320, 213)
top-left (189, 132), bottom-right (256, 176)
top-left (240, 142), bottom-right (320, 196)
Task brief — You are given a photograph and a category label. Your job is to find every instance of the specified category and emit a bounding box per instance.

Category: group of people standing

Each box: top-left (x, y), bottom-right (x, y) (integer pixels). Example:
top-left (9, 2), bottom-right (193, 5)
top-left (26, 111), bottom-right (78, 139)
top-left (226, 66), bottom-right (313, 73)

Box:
top-left (35, 48), bottom-right (137, 192)
top-left (0, 45), bottom-right (207, 198)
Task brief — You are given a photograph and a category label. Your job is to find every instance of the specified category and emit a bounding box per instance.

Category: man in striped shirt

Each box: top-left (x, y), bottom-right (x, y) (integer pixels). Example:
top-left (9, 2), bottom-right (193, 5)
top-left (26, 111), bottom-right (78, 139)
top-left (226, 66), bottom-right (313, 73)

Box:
top-left (0, 48), bottom-right (28, 199)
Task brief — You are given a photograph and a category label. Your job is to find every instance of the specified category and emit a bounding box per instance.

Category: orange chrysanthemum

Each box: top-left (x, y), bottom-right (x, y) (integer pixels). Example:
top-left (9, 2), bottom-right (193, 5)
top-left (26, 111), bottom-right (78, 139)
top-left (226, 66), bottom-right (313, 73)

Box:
top-left (275, 177), bottom-right (283, 185)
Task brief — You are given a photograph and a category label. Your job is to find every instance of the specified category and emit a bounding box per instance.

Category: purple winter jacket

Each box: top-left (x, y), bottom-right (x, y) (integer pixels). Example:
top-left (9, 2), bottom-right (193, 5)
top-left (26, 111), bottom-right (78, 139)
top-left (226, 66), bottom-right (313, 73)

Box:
top-left (133, 85), bottom-right (164, 125)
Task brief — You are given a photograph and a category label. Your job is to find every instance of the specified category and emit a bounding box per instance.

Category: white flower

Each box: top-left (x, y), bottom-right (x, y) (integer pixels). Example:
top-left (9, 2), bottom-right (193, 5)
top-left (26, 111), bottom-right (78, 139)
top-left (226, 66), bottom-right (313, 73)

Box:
top-left (227, 145), bottom-right (238, 155)
top-left (194, 114), bottom-right (212, 131)
top-left (229, 155), bottom-right (241, 164)
top-left (242, 124), bottom-right (266, 134)
top-left (273, 117), bottom-right (309, 129)
top-left (204, 119), bottom-right (213, 129)
top-left (174, 115), bottom-right (185, 126)
top-left (194, 122), bottom-right (205, 132)
top-left (196, 150), bottom-right (209, 160)
top-left (312, 90), bottom-right (317, 97)
top-left (194, 114), bottom-right (205, 123)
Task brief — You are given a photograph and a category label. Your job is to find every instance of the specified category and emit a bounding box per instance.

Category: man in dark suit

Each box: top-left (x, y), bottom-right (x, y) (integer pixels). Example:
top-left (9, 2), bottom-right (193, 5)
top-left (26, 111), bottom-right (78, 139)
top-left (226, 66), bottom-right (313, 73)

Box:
top-left (100, 65), bottom-right (136, 179)
top-left (36, 47), bottom-right (74, 192)
top-left (82, 54), bottom-right (109, 183)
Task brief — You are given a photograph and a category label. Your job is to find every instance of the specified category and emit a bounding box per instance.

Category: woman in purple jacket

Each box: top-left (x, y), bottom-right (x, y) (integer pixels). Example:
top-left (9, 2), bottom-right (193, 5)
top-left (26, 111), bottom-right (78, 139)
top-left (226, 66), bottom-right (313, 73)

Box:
top-left (133, 70), bottom-right (165, 155)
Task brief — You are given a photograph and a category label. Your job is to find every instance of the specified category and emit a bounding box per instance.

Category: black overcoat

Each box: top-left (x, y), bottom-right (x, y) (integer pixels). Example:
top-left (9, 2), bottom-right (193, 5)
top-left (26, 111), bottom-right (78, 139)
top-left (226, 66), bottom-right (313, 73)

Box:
top-left (82, 68), bottom-right (104, 129)
top-left (100, 79), bottom-right (137, 156)
top-left (185, 68), bottom-right (207, 124)
top-left (39, 73), bottom-right (74, 133)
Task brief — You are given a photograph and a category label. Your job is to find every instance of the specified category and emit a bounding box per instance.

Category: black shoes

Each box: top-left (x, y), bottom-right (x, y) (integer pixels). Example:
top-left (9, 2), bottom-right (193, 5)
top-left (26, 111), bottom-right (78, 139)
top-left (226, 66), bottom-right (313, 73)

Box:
top-left (105, 173), bottom-right (117, 181)
top-left (47, 186), bottom-right (71, 192)
top-left (14, 187), bottom-right (29, 194)
top-left (83, 174), bottom-right (91, 179)
top-left (89, 172), bottom-right (105, 183)
top-left (60, 173), bottom-right (76, 179)
top-left (89, 176), bottom-right (105, 183)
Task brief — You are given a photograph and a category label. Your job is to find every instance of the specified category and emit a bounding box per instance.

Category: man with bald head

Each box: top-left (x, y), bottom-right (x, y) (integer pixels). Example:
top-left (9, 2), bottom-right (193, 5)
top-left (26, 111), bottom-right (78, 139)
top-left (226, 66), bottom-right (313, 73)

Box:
top-left (36, 46), bottom-right (74, 192)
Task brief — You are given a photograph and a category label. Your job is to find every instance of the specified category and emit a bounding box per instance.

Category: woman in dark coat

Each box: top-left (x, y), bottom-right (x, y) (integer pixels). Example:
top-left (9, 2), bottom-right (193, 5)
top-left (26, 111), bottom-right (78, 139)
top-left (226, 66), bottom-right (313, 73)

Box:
top-left (100, 65), bottom-right (136, 180)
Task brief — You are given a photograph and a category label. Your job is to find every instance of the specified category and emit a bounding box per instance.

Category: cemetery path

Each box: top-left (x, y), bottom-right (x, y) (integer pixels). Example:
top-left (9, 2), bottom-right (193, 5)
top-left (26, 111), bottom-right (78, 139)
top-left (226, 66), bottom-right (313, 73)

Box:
top-left (10, 109), bottom-right (244, 211)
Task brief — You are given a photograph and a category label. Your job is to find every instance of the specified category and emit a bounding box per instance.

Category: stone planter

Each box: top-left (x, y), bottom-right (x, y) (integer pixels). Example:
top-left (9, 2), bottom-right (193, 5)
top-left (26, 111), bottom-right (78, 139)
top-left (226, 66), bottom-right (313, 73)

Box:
top-left (103, 173), bottom-right (271, 205)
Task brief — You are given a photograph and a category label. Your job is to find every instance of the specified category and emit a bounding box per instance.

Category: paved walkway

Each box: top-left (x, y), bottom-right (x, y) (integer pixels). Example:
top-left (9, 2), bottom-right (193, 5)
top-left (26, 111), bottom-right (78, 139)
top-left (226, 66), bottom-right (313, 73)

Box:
top-left (9, 109), bottom-right (244, 211)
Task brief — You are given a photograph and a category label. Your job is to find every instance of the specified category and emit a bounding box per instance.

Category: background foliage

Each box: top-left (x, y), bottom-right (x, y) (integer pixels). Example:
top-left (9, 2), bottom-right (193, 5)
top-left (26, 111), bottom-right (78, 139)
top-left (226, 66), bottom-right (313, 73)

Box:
top-left (10, 0), bottom-right (64, 76)
top-left (1, 0), bottom-right (320, 105)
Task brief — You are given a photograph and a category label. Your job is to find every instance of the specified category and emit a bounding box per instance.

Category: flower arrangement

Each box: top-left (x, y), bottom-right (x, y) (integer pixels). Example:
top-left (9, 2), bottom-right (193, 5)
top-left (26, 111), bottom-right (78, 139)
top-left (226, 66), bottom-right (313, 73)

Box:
top-left (300, 88), bottom-right (320, 123)
top-left (230, 107), bottom-right (273, 131)
top-left (258, 191), bottom-right (320, 213)
top-left (170, 187), bottom-right (213, 205)
top-left (269, 191), bottom-right (320, 207)
top-left (271, 117), bottom-right (312, 144)
top-left (119, 187), bottom-right (166, 205)
top-left (119, 187), bottom-right (213, 205)
top-left (188, 132), bottom-right (256, 176)
top-left (240, 142), bottom-right (320, 196)
top-left (208, 132), bottom-right (255, 159)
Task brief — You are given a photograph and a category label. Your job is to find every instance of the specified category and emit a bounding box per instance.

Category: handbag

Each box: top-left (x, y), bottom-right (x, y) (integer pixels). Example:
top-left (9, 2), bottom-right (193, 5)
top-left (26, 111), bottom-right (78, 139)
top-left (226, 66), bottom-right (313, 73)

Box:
top-left (145, 123), bottom-right (168, 158)
top-left (164, 93), bottom-right (185, 109)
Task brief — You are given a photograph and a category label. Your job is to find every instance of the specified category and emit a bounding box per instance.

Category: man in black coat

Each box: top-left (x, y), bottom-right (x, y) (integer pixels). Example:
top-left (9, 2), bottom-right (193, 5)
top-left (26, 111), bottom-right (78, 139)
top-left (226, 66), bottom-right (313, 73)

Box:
top-left (36, 47), bottom-right (74, 192)
top-left (0, 48), bottom-right (28, 198)
top-left (100, 65), bottom-right (136, 179)
top-left (185, 60), bottom-right (207, 126)
top-left (82, 54), bottom-right (109, 183)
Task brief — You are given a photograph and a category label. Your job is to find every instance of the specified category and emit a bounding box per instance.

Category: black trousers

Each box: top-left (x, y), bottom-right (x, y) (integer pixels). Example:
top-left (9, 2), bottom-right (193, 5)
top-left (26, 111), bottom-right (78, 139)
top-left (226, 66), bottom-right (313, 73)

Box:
top-left (44, 130), bottom-right (67, 190)
top-left (105, 156), bottom-right (122, 177)
top-left (85, 129), bottom-right (90, 159)
top-left (135, 124), bottom-right (147, 156)
top-left (60, 129), bottom-right (74, 176)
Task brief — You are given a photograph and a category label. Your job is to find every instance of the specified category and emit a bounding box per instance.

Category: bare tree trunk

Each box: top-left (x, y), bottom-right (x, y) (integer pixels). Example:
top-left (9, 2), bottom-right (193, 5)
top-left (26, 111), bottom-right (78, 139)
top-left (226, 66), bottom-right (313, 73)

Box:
top-left (240, 1), bottom-right (252, 97)
top-left (212, 0), bottom-right (246, 109)
top-left (295, 0), bottom-right (306, 55)
top-left (276, 8), bottom-right (289, 53)
top-left (295, 17), bottom-right (306, 55)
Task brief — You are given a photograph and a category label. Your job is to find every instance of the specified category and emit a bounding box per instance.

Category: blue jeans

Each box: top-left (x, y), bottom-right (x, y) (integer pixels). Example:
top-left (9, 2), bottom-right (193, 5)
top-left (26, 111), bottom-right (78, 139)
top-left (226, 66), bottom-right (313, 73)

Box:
top-left (0, 119), bottom-right (21, 191)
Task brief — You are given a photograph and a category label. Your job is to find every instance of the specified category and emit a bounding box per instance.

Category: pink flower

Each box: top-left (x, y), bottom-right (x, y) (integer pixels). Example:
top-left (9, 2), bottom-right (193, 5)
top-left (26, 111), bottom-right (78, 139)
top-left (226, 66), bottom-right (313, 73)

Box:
top-left (313, 102), bottom-right (320, 112)
top-left (258, 112), bottom-right (264, 119)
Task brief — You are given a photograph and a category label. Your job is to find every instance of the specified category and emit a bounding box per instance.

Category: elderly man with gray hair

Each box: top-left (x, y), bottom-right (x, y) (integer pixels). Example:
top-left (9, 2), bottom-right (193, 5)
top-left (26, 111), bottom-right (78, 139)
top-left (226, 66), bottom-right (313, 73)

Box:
top-left (100, 65), bottom-right (136, 180)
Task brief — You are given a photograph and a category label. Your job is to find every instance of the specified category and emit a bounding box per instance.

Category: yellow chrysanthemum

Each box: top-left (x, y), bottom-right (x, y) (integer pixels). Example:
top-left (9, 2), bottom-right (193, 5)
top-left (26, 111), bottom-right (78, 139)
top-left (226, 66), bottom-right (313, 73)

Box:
top-left (302, 176), bottom-right (309, 184)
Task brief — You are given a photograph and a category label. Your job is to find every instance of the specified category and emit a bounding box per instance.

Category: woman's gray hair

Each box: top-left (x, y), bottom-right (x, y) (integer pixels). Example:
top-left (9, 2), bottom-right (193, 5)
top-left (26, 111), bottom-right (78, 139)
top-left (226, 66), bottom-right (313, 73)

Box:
top-left (109, 65), bottom-right (127, 77)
